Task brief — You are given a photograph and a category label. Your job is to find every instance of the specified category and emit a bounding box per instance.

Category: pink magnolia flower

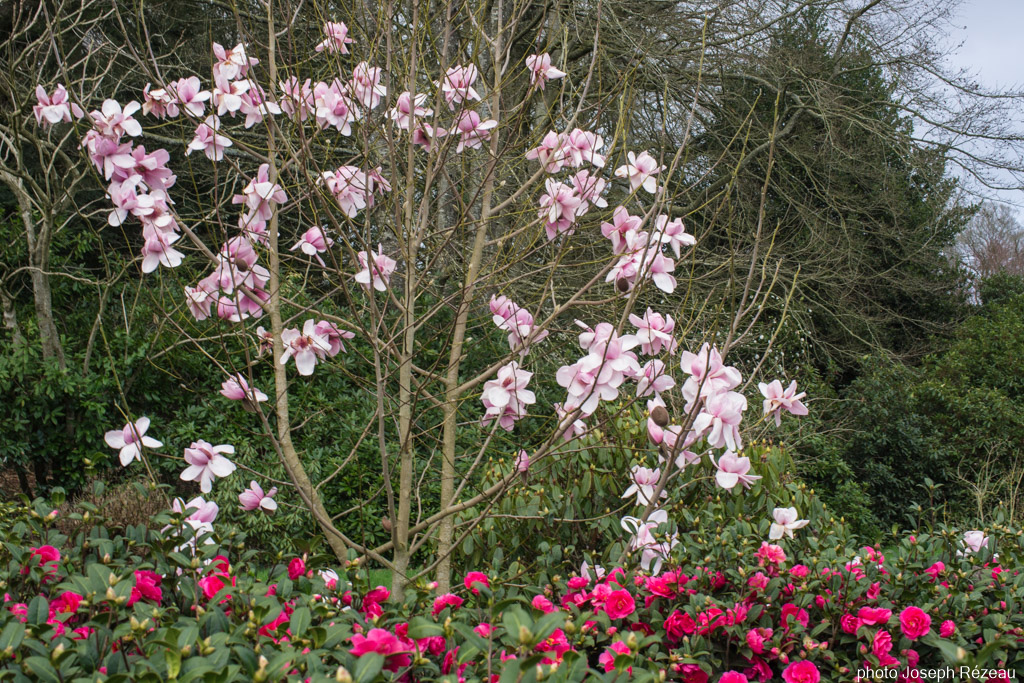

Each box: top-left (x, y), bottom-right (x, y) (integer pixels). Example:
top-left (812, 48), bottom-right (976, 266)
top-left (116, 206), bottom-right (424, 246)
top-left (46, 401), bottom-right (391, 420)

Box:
top-left (526, 131), bottom-right (566, 173)
top-left (439, 64), bottom-right (481, 107)
top-left (278, 76), bottom-right (315, 121)
top-left (172, 495), bottom-right (219, 525)
top-left (314, 320), bottom-right (355, 356)
top-left (105, 417), bottom-right (163, 466)
top-left (514, 449), bottom-right (530, 473)
top-left (34, 84), bottom-right (83, 126)
top-left (312, 80), bottom-right (356, 133)
top-left (525, 53), bottom-right (566, 89)
top-left (782, 660), bottom-right (819, 683)
top-left (280, 319), bottom-right (332, 376)
top-left (899, 606), bottom-right (931, 640)
top-left (692, 390), bottom-right (747, 451)
top-left (769, 507), bottom-right (809, 540)
top-left (562, 129), bottom-right (606, 168)
top-left (239, 481), bottom-right (278, 512)
top-left (388, 91), bottom-right (432, 130)
top-left (184, 284), bottom-right (215, 321)
top-left (601, 206), bottom-right (643, 254)
top-left (652, 215), bottom-right (695, 257)
top-left (679, 343), bottom-right (742, 408)
top-left (621, 509), bottom-right (677, 574)
top-left (180, 440), bottom-right (237, 493)
top-left (710, 451), bottom-right (761, 490)
top-left (186, 115), bottom-right (232, 161)
top-left (220, 374), bottom-right (268, 405)
top-left (320, 166), bottom-right (370, 218)
top-left (453, 110), bottom-right (497, 152)
top-left (489, 295), bottom-right (548, 354)
top-left (350, 62), bottom-right (386, 109)
top-left (169, 76), bottom-right (211, 117)
top-left (354, 244), bottom-right (397, 292)
top-left (570, 170), bottom-right (608, 212)
top-left (212, 75), bottom-right (250, 116)
top-left (759, 380), bottom-right (808, 427)
top-left (411, 121), bottom-right (447, 151)
top-left (140, 229), bottom-right (184, 273)
top-left (89, 99), bottom-right (143, 138)
top-left (237, 83), bottom-right (282, 128)
top-left (636, 359), bottom-right (676, 398)
top-left (621, 465), bottom-right (664, 506)
top-left (481, 362), bottom-right (536, 431)
top-left (315, 21), bottom-right (353, 53)
top-left (538, 179), bottom-right (581, 239)
top-left (962, 530), bottom-right (989, 554)
top-left (233, 163), bottom-right (287, 223)
top-left (630, 308), bottom-right (678, 355)
top-left (212, 42), bottom-right (257, 81)
top-left (554, 402), bottom-right (587, 441)
top-left (614, 151), bottom-right (664, 194)
top-left (290, 226), bottom-right (334, 266)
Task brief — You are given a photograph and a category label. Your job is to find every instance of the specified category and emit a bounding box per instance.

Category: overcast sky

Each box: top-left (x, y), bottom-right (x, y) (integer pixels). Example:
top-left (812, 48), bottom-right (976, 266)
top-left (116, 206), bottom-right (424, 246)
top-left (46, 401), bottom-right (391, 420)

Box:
top-left (945, 0), bottom-right (1024, 207)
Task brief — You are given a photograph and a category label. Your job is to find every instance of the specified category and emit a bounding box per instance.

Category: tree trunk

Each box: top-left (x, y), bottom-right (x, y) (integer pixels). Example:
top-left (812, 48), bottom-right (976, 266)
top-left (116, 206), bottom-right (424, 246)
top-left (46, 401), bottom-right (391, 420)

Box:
top-left (18, 196), bottom-right (65, 369)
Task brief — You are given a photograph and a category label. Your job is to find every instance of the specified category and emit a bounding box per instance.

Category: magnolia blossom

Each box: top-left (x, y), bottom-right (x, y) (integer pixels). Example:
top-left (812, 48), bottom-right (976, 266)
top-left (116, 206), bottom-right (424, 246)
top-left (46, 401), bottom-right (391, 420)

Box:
top-left (653, 215), bottom-right (695, 257)
top-left (759, 380), bottom-right (809, 427)
top-left (439, 64), bottom-right (481, 107)
top-left (315, 21), bottom-right (353, 53)
top-left (388, 91), bottom-right (431, 130)
top-left (186, 115), bottom-right (232, 161)
top-left (280, 319), bottom-right (333, 376)
top-left (233, 163), bottom-right (287, 223)
top-left (570, 170), bottom-right (608, 212)
top-left (769, 507), bottom-right (810, 540)
top-left (354, 244), bottom-right (397, 292)
top-left (350, 62), bottom-right (387, 109)
top-left (290, 226), bottom-right (334, 266)
top-left (212, 75), bottom-right (250, 116)
top-left (693, 390), bottom-right (747, 451)
top-left (140, 229), bottom-right (184, 273)
top-left (320, 166), bottom-right (370, 218)
top-left (410, 121), bottom-right (447, 152)
top-left (526, 131), bottom-right (566, 173)
top-left (622, 466), bottom-right (665, 506)
top-left (538, 179), bottom-right (582, 240)
top-left (239, 481), bottom-right (278, 512)
top-left (220, 374), bottom-right (268, 405)
top-left (170, 496), bottom-right (218, 550)
top-left (554, 402), bottom-right (587, 441)
top-left (630, 308), bottom-right (678, 356)
top-left (89, 99), bottom-right (143, 138)
top-left (279, 76), bottom-right (315, 121)
top-left (181, 440), bottom-right (237, 493)
top-left (711, 451), bottom-right (761, 490)
top-left (680, 343), bottom-right (742, 409)
top-left (169, 76), bottom-right (211, 117)
top-left (212, 42), bottom-right (258, 81)
top-left (481, 362), bottom-right (536, 431)
top-left (601, 207), bottom-right (643, 254)
top-left (615, 151), bottom-right (664, 194)
top-left (525, 53), bottom-right (566, 89)
top-left (514, 449), bottom-right (530, 473)
top-left (489, 295), bottom-right (548, 354)
top-left (34, 84), bottom-right (83, 126)
top-left (621, 509), bottom-right (677, 575)
top-left (961, 530), bottom-right (989, 555)
top-left (636, 359), bottom-right (676, 398)
top-left (104, 417), bottom-right (163, 466)
top-left (563, 129), bottom-right (606, 168)
top-left (581, 562), bottom-right (606, 581)
top-left (453, 110), bottom-right (497, 152)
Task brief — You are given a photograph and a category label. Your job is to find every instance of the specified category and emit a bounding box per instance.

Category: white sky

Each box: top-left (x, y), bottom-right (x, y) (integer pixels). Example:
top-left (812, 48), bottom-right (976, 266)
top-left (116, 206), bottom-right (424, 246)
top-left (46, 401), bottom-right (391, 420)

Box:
top-left (946, 0), bottom-right (1024, 206)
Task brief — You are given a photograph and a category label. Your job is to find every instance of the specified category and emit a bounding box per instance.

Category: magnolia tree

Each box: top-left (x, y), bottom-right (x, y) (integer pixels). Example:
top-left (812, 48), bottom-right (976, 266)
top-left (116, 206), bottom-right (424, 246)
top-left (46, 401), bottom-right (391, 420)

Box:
top-left (34, 0), bottom-right (808, 595)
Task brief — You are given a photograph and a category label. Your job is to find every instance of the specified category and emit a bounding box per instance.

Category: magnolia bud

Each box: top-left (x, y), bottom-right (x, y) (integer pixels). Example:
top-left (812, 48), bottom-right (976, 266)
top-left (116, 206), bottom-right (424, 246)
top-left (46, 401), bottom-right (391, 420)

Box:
top-left (650, 405), bottom-right (669, 427)
top-left (382, 516), bottom-right (393, 532)
top-left (616, 278), bottom-right (630, 293)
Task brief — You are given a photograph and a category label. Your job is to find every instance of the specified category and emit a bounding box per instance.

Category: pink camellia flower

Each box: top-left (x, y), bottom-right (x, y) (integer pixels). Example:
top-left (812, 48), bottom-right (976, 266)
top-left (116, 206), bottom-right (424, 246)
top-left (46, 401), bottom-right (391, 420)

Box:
top-left (354, 244), bottom-right (397, 292)
top-left (756, 541), bottom-right (786, 566)
top-left (169, 76), bottom-right (211, 116)
top-left (711, 451), bottom-right (761, 490)
top-left (388, 91), bottom-right (432, 130)
top-left (899, 606), bottom-right (931, 640)
top-left (453, 110), bottom-right (497, 152)
top-left (532, 595), bottom-right (555, 613)
top-left (615, 151), bottom-right (664, 194)
top-left (290, 226), bottom-right (334, 267)
top-left (239, 481), bottom-right (278, 512)
top-left (350, 62), bottom-right (387, 110)
top-left (694, 391), bottom-right (747, 451)
top-left (220, 374), bottom-right (268, 405)
top-left (538, 179), bottom-right (582, 240)
top-left (781, 660), bottom-right (820, 683)
top-left (924, 560), bottom-right (945, 581)
top-left (621, 465), bottom-right (665, 507)
top-left (212, 42), bottom-right (257, 81)
top-left (129, 570), bottom-right (163, 606)
top-left (481, 361), bottom-right (536, 431)
top-left (280, 319), bottom-right (332, 376)
top-left (432, 593), bottom-right (464, 616)
top-left (872, 629), bottom-right (893, 657)
top-left (652, 214), bottom-right (695, 258)
top-left (288, 557), bottom-right (306, 580)
top-left (525, 53), bottom-right (566, 89)
top-left (34, 84), bottom-right (83, 126)
top-left (769, 507), bottom-right (809, 540)
top-left (474, 623), bottom-right (493, 637)
top-left (105, 417), bottom-right (163, 466)
top-left (186, 115), bottom-right (232, 161)
top-left (315, 21), bottom-right (353, 53)
top-left (526, 131), bottom-right (566, 173)
top-left (349, 628), bottom-right (412, 672)
top-left (603, 589), bottom-right (636, 620)
top-left (857, 606), bottom-right (892, 626)
top-left (630, 308), bottom-right (678, 356)
top-left (759, 379), bottom-right (808, 427)
top-left (940, 620), bottom-right (956, 638)
top-left (720, 673), bottom-right (749, 683)
top-left (439, 64), bottom-right (481, 107)
top-left (598, 641), bottom-right (631, 673)
top-left (180, 440), bottom-right (236, 493)
top-left (464, 572), bottom-right (489, 594)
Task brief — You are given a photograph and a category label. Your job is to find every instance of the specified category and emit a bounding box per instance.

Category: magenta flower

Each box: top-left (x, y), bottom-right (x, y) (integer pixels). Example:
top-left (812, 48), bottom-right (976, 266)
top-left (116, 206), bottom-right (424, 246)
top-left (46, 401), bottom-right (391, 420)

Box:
top-left (759, 379), bottom-right (808, 427)
top-left (350, 62), bottom-right (387, 109)
top-left (514, 449), bottom-right (530, 473)
top-left (186, 115), bottom-right (232, 161)
top-left (439, 64), bottom-right (481, 107)
top-left (212, 42), bottom-right (257, 81)
top-left (348, 628), bottom-right (411, 672)
top-left (629, 308), bottom-right (678, 356)
top-left (34, 84), bottom-right (83, 126)
top-left (238, 481), bottom-right (277, 512)
top-left (314, 320), bottom-right (355, 357)
top-left (354, 244), bottom-right (397, 292)
top-left (453, 110), bottom-right (497, 152)
top-left (614, 150), bottom-right (664, 194)
top-left (105, 417), bottom-right (163, 466)
top-left (233, 163), bottom-right (287, 223)
top-left (410, 121), bottom-right (447, 152)
top-left (769, 507), bottom-right (809, 540)
top-left (525, 53), bottom-right (566, 89)
top-left (432, 593), bottom-right (464, 616)
top-left (220, 374), bottom-right (268, 405)
top-left (570, 170), bottom-right (608, 212)
top-left (693, 390), bottom-right (746, 450)
top-left (711, 451), bottom-right (761, 490)
top-left (621, 465), bottom-right (664, 506)
top-left (601, 206), bottom-right (643, 254)
top-left (481, 362), bottom-right (536, 431)
top-left (315, 21), bottom-right (353, 53)
top-left (599, 641), bottom-right (631, 673)
top-left (180, 440), bottom-right (236, 493)
top-left (169, 76), bottom-right (211, 117)
top-left (388, 91), bottom-right (432, 131)
top-left (290, 226), bottom-right (334, 266)
top-left (538, 178), bottom-right (582, 240)
top-left (526, 131), bottom-right (567, 173)
top-left (781, 660), bottom-right (820, 683)
top-left (680, 343), bottom-right (742, 409)
top-left (312, 81), bottom-right (357, 134)
top-left (279, 76), bottom-right (315, 121)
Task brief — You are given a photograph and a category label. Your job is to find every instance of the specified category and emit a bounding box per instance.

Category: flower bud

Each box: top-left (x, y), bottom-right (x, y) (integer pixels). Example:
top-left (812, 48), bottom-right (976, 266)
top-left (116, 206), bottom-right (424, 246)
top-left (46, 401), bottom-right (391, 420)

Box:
top-left (335, 666), bottom-right (353, 683)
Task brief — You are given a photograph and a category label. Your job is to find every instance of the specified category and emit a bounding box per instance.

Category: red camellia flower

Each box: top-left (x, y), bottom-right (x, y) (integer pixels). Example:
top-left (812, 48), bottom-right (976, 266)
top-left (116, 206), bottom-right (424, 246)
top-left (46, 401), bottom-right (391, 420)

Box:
top-left (22, 545), bottom-right (61, 582)
top-left (432, 593), bottom-right (464, 617)
top-left (720, 673), bottom-right (749, 683)
top-left (940, 620), bottom-right (956, 638)
top-left (287, 557), bottom-right (306, 580)
top-left (782, 660), bottom-right (820, 683)
top-left (603, 588), bottom-right (636, 620)
top-left (463, 571), bottom-right (489, 595)
top-left (348, 628), bottom-right (411, 672)
top-left (856, 606), bottom-right (892, 626)
top-left (129, 570), bottom-right (163, 606)
top-left (664, 609), bottom-right (696, 641)
top-left (899, 606), bottom-right (932, 640)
